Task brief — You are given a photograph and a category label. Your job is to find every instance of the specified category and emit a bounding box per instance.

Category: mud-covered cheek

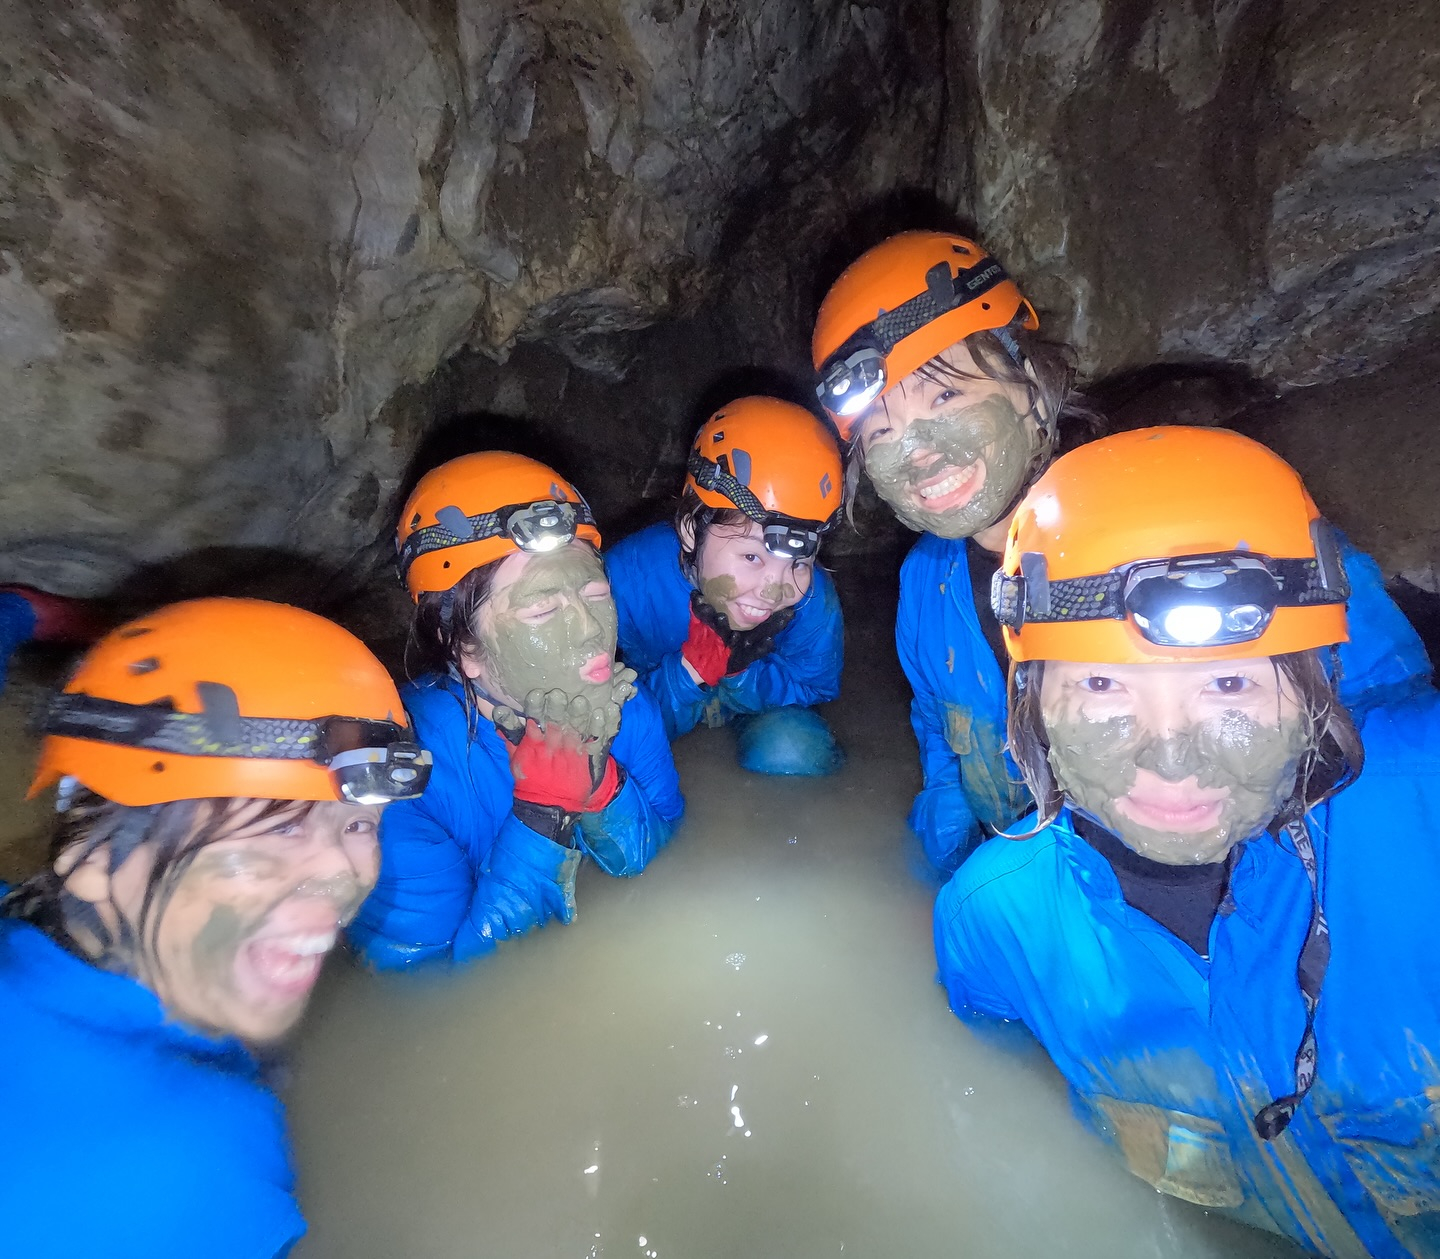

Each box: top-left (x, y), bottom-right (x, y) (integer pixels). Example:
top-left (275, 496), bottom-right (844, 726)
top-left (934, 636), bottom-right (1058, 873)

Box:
top-left (1043, 716), bottom-right (1142, 813)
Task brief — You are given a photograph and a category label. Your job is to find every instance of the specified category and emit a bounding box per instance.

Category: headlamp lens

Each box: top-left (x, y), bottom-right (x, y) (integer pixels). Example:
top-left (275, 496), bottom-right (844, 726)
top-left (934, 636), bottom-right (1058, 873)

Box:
top-left (1126, 557), bottom-right (1280, 648)
top-left (817, 346), bottom-right (886, 417)
top-left (505, 500), bottom-right (578, 554)
top-left (761, 521), bottom-right (821, 561)
top-left (317, 717), bottom-right (432, 802)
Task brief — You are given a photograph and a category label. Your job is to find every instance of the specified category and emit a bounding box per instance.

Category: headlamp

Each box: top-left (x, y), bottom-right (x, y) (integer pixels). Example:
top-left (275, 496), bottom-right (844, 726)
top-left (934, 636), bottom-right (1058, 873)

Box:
top-left (816, 341), bottom-right (886, 417)
top-left (761, 519), bottom-right (823, 561)
top-left (1123, 554), bottom-right (1282, 649)
top-left (992, 528), bottom-right (1349, 651)
top-left (400, 496), bottom-right (597, 577)
top-left (41, 695), bottom-right (433, 803)
top-left (502, 499), bottom-right (578, 554)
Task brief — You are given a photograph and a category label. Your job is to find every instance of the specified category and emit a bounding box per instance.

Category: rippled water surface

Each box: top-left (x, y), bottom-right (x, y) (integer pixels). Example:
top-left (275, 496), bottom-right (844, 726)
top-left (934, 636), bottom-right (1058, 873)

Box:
top-left (285, 577), bottom-right (1301, 1259)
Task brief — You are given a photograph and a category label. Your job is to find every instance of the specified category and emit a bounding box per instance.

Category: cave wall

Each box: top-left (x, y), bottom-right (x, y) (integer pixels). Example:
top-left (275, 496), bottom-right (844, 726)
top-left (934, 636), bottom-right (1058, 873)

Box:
top-left (1, 0), bottom-right (1436, 604)
top-left (942, 0), bottom-right (1440, 386)
top-left (0, 0), bottom-right (939, 600)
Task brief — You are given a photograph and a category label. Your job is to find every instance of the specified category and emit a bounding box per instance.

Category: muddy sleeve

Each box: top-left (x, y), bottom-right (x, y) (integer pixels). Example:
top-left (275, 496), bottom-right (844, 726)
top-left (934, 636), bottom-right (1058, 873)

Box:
top-left (906, 691), bottom-right (981, 873)
top-left (349, 793), bottom-right (479, 970)
top-left (716, 571), bottom-right (843, 714)
top-left (580, 688), bottom-right (685, 874)
top-left (933, 875), bottom-right (1022, 1022)
top-left (637, 650), bottom-right (711, 740)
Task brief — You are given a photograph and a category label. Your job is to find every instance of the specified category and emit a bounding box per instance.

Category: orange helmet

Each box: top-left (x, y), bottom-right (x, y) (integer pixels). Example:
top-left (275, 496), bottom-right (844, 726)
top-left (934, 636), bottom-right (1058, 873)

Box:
top-left (812, 231), bottom-right (1040, 440)
top-left (29, 598), bottom-right (430, 807)
top-left (993, 427), bottom-right (1350, 664)
top-left (684, 397), bottom-right (843, 560)
top-left (397, 452), bottom-right (601, 599)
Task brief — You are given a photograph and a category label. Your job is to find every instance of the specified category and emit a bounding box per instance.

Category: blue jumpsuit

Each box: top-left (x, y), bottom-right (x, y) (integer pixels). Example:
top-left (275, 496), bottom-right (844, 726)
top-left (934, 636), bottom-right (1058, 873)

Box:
top-left (351, 673), bottom-right (684, 970)
top-left (899, 532), bottom-right (1432, 873)
top-left (0, 913), bottom-right (305, 1258)
top-left (605, 523), bottom-right (844, 772)
top-left (935, 689), bottom-right (1440, 1257)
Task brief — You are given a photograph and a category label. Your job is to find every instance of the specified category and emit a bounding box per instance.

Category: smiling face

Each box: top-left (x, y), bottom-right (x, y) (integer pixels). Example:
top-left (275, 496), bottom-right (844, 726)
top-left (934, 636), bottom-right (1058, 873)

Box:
top-left (690, 517), bottom-right (813, 631)
top-left (464, 541), bottom-right (619, 707)
top-left (854, 340), bottom-right (1041, 540)
top-left (1039, 657), bottom-right (1311, 865)
top-left (79, 798), bottom-right (381, 1044)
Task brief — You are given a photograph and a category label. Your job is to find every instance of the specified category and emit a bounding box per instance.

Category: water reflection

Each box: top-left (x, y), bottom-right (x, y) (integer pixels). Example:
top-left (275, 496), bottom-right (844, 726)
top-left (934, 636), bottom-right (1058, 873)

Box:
top-left (286, 579), bottom-right (1302, 1259)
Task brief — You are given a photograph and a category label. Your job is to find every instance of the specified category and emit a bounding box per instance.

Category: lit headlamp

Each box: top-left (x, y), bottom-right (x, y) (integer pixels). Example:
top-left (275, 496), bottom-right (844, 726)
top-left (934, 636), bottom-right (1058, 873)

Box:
top-left (815, 257), bottom-right (1017, 418)
top-left (41, 693), bottom-right (433, 804)
top-left (992, 524), bottom-right (1349, 650)
top-left (816, 339), bottom-right (887, 418)
top-left (400, 496), bottom-right (597, 576)
top-left (502, 499), bottom-right (579, 554)
top-left (761, 519), bottom-right (823, 561)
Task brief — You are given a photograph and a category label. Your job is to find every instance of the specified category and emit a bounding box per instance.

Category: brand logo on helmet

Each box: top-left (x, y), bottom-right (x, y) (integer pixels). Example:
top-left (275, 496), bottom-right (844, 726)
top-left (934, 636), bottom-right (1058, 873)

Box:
top-left (965, 263), bottom-right (1002, 291)
top-left (819, 473), bottom-right (833, 499)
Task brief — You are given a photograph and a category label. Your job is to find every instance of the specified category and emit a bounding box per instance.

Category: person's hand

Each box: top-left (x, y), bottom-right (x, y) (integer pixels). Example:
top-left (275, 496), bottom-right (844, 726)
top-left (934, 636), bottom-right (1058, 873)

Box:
top-left (494, 690), bottom-right (602, 811)
top-left (495, 688), bottom-right (623, 812)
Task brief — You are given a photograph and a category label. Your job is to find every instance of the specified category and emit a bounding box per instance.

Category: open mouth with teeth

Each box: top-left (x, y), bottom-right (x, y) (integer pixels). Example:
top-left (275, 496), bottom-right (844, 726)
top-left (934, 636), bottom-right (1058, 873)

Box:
top-left (237, 928), bottom-right (339, 1005)
top-left (727, 599), bottom-right (777, 628)
top-left (914, 459), bottom-right (986, 513)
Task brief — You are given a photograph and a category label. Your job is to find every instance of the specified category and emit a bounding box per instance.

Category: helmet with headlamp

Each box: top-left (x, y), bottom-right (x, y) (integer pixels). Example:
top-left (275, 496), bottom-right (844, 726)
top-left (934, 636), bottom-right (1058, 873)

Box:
top-left (992, 427), bottom-right (1350, 664)
top-left (811, 232), bottom-right (1040, 442)
top-left (684, 397), bottom-right (843, 562)
top-left (397, 452), bottom-right (602, 599)
top-left (29, 598), bottom-right (431, 807)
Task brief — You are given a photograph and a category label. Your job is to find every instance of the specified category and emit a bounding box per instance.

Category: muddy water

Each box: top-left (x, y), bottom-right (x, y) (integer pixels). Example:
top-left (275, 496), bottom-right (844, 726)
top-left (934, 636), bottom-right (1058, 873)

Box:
top-left (286, 576), bottom-right (1301, 1259)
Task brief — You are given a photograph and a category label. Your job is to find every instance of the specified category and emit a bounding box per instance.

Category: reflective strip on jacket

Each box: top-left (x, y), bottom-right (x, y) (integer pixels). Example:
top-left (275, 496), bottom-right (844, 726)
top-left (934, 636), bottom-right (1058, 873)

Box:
top-left (0, 914), bottom-right (304, 1258)
top-left (897, 531), bottom-right (1432, 874)
top-left (935, 690), bottom-right (1440, 1257)
top-left (350, 672), bottom-right (684, 970)
top-left (605, 522), bottom-right (844, 740)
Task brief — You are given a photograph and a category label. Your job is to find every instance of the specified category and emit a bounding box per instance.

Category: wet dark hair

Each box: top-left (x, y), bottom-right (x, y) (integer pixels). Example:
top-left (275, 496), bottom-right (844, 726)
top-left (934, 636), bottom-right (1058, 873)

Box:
top-left (844, 324), bottom-right (1104, 520)
top-left (1, 789), bottom-right (315, 969)
top-left (1005, 649), bottom-right (1365, 838)
top-left (406, 557), bottom-right (506, 682)
top-left (674, 488), bottom-right (757, 567)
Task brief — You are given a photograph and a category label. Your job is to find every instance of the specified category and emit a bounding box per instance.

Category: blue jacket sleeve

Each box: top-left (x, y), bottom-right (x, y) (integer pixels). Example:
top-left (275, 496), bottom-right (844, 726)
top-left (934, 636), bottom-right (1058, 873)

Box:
top-left (714, 569), bottom-right (844, 715)
top-left (906, 690), bottom-right (982, 873)
top-left (352, 790), bottom-right (578, 971)
top-left (349, 679), bottom-right (586, 970)
top-left (580, 686), bottom-right (686, 874)
top-left (638, 651), bottom-right (711, 740)
top-left (933, 857), bottom-right (1024, 1023)
top-left (1334, 536), bottom-right (1432, 716)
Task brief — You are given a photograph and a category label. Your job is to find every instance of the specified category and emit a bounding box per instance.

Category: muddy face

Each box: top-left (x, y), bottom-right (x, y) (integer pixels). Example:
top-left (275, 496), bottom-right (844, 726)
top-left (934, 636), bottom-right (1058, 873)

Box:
top-left (101, 799), bottom-right (381, 1044)
top-left (1040, 658), bottom-right (1311, 865)
top-left (468, 542), bottom-right (619, 709)
top-left (854, 341), bottom-right (1041, 540)
top-left (694, 518), bottom-right (812, 631)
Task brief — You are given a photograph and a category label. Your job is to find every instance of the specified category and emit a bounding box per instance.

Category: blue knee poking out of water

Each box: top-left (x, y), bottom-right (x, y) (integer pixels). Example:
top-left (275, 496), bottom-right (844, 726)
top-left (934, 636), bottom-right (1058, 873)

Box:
top-left (0, 592), bottom-right (38, 695)
top-left (735, 707), bottom-right (844, 777)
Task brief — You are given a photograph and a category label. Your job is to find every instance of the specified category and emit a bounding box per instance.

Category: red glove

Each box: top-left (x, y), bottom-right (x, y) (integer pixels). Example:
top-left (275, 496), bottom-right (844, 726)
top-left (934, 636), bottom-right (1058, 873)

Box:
top-left (507, 720), bottom-right (623, 813)
top-left (508, 720), bottom-right (600, 812)
top-left (682, 610), bottom-right (730, 686)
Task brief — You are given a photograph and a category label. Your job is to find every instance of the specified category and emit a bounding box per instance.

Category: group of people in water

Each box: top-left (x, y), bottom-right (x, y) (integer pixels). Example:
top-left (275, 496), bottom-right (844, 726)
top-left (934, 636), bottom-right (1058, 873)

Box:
top-left (1, 228), bottom-right (1436, 1258)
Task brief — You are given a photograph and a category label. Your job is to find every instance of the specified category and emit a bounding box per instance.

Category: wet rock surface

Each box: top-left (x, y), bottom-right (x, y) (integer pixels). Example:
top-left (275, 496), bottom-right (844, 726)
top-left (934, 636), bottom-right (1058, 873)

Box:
top-left (1, 0), bottom-right (1437, 603)
top-left (0, 0), bottom-right (938, 598)
top-left (949, 0), bottom-right (1440, 386)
